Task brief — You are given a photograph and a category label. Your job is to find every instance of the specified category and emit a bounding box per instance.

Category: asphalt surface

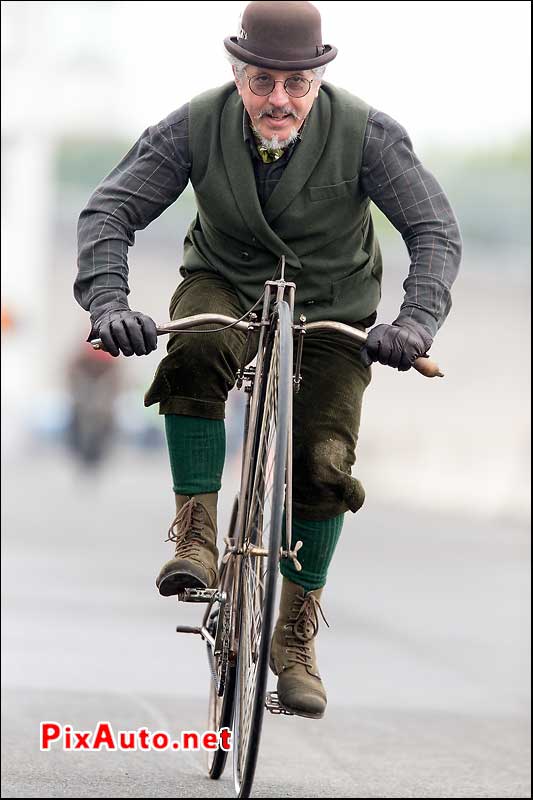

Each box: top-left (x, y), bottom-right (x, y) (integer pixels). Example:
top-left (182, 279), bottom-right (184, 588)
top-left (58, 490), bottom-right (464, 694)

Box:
top-left (1, 447), bottom-right (531, 798)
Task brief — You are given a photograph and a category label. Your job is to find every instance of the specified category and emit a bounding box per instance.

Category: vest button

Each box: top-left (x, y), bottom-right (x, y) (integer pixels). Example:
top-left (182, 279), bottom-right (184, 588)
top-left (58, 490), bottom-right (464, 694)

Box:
top-left (240, 251), bottom-right (251, 261)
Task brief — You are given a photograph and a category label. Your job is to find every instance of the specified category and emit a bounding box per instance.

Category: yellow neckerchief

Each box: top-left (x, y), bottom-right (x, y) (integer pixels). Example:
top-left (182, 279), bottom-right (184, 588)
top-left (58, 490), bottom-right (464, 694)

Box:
top-left (252, 130), bottom-right (286, 163)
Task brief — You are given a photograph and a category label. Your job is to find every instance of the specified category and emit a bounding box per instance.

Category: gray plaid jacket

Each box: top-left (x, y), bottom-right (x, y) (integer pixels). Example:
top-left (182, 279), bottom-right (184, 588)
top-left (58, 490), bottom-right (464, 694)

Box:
top-left (76, 96), bottom-right (462, 338)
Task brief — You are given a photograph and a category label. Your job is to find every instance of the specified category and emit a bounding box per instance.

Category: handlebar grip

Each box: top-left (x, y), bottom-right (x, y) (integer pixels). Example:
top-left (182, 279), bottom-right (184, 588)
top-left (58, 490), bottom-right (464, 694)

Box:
top-left (413, 356), bottom-right (444, 378)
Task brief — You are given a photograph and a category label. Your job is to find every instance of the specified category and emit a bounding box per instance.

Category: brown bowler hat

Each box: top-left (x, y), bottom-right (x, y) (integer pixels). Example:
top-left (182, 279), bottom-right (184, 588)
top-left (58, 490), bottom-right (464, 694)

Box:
top-left (224, 1), bottom-right (338, 71)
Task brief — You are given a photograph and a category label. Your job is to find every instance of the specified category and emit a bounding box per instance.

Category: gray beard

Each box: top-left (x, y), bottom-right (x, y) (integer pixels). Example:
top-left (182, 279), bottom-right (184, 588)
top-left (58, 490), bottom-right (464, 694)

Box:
top-left (252, 125), bottom-right (300, 151)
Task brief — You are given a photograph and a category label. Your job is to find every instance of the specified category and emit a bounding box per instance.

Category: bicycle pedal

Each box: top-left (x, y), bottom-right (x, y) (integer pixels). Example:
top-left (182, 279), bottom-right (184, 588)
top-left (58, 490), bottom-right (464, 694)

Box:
top-left (175, 625), bottom-right (203, 636)
top-left (265, 691), bottom-right (294, 715)
top-left (177, 588), bottom-right (219, 603)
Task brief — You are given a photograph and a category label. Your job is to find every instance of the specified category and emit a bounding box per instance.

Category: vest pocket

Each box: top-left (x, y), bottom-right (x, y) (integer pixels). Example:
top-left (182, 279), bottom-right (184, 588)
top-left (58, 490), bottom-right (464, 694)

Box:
top-left (308, 175), bottom-right (359, 202)
top-left (331, 260), bottom-right (379, 306)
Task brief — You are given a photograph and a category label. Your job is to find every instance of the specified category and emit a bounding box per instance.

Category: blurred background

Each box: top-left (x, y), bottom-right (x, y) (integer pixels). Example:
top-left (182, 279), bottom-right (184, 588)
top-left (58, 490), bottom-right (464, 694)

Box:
top-left (1, 2), bottom-right (531, 792)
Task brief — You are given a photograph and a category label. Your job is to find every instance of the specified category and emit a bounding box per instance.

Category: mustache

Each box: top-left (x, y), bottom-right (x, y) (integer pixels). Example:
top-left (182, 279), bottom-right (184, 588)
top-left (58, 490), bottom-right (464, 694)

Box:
top-left (256, 106), bottom-right (301, 120)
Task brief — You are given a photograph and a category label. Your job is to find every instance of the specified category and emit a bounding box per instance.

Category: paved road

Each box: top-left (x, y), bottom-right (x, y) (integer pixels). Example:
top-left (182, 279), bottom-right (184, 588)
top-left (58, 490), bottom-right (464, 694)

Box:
top-left (2, 448), bottom-right (530, 797)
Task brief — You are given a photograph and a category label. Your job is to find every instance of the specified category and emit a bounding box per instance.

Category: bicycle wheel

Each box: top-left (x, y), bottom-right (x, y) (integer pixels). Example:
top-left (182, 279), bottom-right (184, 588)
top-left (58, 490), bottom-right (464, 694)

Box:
top-left (206, 496), bottom-right (239, 780)
top-left (233, 300), bottom-right (293, 798)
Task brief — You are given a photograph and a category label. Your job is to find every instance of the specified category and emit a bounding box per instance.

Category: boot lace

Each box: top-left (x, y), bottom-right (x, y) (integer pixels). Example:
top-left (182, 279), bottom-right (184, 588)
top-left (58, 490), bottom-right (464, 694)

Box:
top-left (165, 498), bottom-right (208, 562)
top-left (284, 592), bottom-right (330, 668)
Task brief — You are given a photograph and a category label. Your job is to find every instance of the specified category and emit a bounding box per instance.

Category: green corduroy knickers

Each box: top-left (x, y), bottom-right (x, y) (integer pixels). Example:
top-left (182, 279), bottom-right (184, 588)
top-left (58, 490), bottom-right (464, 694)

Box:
top-left (145, 271), bottom-right (371, 521)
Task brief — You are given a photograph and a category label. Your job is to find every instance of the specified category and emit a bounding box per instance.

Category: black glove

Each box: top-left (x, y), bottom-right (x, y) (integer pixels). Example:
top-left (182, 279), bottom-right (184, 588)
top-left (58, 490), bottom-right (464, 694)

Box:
top-left (360, 320), bottom-right (433, 371)
top-left (90, 305), bottom-right (158, 357)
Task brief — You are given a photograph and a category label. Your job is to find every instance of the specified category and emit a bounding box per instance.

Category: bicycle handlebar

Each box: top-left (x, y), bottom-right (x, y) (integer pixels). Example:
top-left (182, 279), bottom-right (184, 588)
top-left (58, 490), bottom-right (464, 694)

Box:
top-left (305, 321), bottom-right (443, 378)
top-left (90, 313), bottom-right (444, 378)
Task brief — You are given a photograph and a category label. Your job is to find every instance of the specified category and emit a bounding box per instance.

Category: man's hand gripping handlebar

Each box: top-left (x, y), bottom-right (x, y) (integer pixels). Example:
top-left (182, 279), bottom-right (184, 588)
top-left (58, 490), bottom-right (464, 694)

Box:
top-left (90, 314), bottom-right (444, 378)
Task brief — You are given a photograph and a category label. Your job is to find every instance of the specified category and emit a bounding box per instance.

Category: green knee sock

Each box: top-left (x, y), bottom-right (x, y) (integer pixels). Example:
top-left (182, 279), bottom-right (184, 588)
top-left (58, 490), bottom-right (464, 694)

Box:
top-left (164, 414), bottom-right (226, 496)
top-left (280, 514), bottom-right (344, 592)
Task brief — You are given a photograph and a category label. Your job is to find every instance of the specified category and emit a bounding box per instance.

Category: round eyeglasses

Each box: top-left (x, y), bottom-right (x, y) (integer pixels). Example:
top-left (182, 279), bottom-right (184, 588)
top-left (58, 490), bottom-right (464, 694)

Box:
top-left (246, 71), bottom-right (314, 98)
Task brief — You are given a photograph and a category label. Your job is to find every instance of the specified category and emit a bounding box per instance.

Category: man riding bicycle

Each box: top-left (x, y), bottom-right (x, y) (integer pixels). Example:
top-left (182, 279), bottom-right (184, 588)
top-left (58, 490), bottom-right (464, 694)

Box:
top-left (75, 1), bottom-right (462, 719)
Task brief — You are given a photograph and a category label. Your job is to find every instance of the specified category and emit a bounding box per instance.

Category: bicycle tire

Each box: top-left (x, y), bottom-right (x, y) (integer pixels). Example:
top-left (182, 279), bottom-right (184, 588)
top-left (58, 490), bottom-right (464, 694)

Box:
top-left (233, 300), bottom-right (293, 798)
top-left (206, 496), bottom-right (239, 780)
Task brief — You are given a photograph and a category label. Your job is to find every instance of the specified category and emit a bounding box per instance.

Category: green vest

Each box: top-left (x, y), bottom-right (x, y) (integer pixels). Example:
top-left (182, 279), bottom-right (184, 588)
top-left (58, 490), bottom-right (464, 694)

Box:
top-left (183, 82), bottom-right (382, 325)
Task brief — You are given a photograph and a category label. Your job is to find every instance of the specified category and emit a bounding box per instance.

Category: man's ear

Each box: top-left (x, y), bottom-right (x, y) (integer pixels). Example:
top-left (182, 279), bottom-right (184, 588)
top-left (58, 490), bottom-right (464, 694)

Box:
top-left (232, 66), bottom-right (243, 96)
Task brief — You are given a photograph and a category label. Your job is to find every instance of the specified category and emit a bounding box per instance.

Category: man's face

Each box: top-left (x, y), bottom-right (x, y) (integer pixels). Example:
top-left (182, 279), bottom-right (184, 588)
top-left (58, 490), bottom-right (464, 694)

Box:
top-left (234, 66), bottom-right (321, 147)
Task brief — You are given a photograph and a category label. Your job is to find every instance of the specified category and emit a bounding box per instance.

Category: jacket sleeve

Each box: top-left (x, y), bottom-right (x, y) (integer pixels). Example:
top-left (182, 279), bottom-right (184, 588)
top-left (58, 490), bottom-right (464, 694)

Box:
top-left (360, 109), bottom-right (462, 338)
top-left (74, 103), bottom-right (191, 316)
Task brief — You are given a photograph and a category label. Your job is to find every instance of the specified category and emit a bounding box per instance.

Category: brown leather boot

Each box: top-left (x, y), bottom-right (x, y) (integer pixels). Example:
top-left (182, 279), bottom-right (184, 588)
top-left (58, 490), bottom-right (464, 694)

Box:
top-left (156, 493), bottom-right (219, 596)
top-left (269, 578), bottom-right (328, 719)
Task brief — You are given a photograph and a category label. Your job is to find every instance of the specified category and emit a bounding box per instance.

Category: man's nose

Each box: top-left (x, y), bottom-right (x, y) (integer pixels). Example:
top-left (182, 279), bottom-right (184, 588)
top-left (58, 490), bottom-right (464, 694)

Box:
top-left (268, 81), bottom-right (290, 104)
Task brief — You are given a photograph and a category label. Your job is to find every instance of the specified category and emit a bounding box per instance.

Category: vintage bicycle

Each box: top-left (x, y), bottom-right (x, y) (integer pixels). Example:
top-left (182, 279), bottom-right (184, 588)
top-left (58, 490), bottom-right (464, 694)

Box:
top-left (92, 257), bottom-right (442, 798)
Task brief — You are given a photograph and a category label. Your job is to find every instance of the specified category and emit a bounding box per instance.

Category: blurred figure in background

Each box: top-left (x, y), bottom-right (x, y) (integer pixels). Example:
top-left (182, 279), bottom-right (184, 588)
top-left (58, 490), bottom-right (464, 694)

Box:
top-left (66, 343), bottom-right (120, 469)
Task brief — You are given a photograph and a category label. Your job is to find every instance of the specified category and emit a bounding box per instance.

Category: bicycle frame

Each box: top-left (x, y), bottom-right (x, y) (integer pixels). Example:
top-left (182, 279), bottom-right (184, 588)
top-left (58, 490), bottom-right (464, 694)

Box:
top-left (225, 277), bottom-right (296, 666)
